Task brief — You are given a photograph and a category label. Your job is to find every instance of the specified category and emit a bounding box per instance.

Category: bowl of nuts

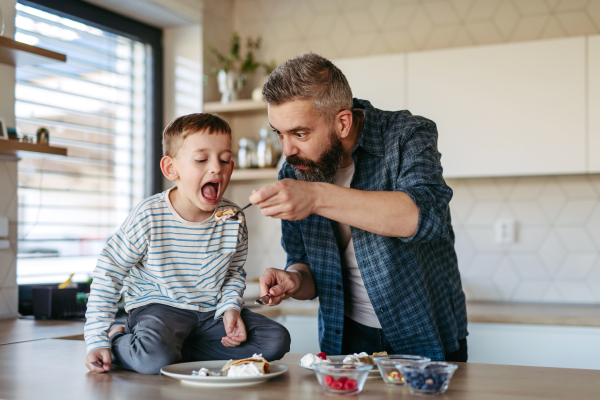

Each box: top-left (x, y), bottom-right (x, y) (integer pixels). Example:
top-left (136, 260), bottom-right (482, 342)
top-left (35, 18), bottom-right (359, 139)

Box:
top-left (374, 354), bottom-right (430, 386)
top-left (313, 362), bottom-right (372, 395)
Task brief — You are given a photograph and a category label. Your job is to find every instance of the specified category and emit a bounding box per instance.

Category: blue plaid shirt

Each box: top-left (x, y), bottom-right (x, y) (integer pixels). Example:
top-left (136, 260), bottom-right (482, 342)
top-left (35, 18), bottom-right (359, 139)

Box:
top-left (280, 99), bottom-right (468, 361)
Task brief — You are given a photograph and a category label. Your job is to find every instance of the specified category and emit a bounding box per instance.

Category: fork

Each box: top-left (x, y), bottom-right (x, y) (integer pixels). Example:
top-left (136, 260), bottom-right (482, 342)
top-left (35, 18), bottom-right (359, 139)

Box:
top-left (226, 203), bottom-right (252, 221)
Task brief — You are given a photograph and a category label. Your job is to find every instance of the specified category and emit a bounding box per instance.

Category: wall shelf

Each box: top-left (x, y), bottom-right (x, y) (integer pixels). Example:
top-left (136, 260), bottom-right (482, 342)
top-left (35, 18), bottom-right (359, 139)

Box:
top-left (203, 100), bottom-right (267, 113)
top-left (0, 139), bottom-right (68, 158)
top-left (231, 168), bottom-right (278, 181)
top-left (0, 36), bottom-right (66, 67)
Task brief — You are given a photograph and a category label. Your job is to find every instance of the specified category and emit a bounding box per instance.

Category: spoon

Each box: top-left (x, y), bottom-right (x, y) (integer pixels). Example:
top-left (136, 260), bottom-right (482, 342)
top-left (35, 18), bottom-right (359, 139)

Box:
top-left (226, 203), bottom-right (252, 221)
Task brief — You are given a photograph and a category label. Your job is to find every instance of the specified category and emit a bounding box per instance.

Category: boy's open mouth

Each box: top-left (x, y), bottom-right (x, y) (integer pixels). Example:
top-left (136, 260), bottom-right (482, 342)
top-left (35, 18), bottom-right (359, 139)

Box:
top-left (201, 180), bottom-right (220, 203)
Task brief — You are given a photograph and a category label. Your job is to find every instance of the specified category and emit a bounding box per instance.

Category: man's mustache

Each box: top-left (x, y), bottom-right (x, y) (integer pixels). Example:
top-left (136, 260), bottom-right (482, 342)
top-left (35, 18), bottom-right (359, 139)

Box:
top-left (286, 155), bottom-right (318, 168)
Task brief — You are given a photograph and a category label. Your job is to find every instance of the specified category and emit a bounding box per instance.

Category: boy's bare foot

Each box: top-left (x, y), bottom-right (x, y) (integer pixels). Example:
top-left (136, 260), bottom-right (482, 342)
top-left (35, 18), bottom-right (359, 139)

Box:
top-left (108, 326), bottom-right (125, 337)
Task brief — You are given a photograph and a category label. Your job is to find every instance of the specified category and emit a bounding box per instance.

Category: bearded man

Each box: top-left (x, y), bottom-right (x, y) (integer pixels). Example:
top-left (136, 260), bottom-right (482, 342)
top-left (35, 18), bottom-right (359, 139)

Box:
top-left (249, 53), bottom-right (468, 362)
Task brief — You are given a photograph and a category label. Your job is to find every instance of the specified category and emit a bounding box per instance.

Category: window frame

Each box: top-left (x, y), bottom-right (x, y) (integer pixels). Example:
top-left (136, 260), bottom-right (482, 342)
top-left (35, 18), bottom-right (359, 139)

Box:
top-left (19, 0), bottom-right (164, 196)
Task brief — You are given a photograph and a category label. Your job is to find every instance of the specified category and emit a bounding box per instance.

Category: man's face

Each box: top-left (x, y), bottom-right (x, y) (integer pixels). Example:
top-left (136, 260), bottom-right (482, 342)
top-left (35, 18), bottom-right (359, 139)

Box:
top-left (268, 100), bottom-right (344, 183)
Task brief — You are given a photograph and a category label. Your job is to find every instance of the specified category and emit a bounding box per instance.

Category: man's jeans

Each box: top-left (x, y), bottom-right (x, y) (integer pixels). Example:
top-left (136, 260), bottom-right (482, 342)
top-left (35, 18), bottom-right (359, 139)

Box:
top-left (110, 303), bottom-right (291, 374)
top-left (341, 317), bottom-right (468, 362)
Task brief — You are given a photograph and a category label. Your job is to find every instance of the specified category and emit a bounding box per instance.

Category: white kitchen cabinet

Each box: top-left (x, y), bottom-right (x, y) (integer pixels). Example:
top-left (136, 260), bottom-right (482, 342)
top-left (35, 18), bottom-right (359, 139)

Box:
top-left (333, 54), bottom-right (406, 112)
top-left (408, 37), bottom-right (587, 178)
top-left (589, 35), bottom-right (600, 173)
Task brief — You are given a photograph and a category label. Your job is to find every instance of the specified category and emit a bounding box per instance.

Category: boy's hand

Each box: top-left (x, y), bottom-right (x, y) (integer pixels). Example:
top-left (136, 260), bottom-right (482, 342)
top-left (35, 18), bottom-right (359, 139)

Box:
top-left (85, 348), bottom-right (112, 373)
top-left (221, 309), bottom-right (247, 347)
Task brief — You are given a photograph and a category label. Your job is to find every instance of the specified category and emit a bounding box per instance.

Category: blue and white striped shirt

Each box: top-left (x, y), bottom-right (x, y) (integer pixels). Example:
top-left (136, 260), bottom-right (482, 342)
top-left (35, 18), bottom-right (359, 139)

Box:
top-left (84, 188), bottom-right (248, 353)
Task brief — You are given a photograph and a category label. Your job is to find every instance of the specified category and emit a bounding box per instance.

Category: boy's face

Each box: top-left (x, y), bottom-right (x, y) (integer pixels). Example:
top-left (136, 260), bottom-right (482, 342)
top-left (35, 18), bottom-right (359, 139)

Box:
top-left (169, 130), bottom-right (233, 212)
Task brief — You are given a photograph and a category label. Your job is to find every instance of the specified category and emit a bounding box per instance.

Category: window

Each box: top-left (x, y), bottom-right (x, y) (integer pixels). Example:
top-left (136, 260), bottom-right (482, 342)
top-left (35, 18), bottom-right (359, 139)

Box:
top-left (14, 1), bottom-right (162, 284)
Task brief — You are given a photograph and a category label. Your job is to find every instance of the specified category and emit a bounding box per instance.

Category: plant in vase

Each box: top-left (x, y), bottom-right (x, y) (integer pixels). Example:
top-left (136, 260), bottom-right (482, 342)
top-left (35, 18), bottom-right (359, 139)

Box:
top-left (207, 32), bottom-right (272, 103)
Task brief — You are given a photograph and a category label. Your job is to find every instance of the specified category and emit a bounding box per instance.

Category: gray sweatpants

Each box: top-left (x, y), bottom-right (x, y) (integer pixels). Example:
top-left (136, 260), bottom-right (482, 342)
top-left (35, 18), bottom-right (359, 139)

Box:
top-left (110, 303), bottom-right (291, 374)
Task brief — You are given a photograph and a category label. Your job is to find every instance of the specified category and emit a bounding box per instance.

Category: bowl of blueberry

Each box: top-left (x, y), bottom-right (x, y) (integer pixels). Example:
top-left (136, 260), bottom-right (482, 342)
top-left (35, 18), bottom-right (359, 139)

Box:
top-left (399, 362), bottom-right (458, 395)
top-left (313, 362), bottom-right (372, 395)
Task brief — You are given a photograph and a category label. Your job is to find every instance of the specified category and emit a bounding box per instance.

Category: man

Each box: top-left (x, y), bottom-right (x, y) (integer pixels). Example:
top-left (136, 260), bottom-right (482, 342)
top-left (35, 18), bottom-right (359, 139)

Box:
top-left (249, 53), bottom-right (468, 362)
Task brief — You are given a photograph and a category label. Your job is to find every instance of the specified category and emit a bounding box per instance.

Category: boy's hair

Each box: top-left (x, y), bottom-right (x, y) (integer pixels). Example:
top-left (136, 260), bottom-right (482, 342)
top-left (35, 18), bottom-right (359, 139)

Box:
top-left (162, 113), bottom-right (232, 157)
top-left (262, 52), bottom-right (353, 124)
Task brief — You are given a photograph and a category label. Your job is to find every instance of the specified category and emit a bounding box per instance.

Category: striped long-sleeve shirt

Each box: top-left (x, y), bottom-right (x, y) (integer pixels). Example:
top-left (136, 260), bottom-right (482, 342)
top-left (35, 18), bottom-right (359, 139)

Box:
top-left (84, 188), bottom-right (248, 353)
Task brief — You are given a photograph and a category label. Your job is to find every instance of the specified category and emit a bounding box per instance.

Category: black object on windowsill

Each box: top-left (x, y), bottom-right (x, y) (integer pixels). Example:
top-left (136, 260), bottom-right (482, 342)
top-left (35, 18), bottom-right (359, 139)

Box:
top-left (31, 286), bottom-right (87, 320)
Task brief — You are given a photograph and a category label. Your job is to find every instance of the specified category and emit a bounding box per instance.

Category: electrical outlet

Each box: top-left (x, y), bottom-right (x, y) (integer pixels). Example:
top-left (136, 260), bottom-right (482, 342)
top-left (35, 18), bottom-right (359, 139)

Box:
top-left (0, 217), bottom-right (8, 238)
top-left (494, 219), bottom-right (516, 244)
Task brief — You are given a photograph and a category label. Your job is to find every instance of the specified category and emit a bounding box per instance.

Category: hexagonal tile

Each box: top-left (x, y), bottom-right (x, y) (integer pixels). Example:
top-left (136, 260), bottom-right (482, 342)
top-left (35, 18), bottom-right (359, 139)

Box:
top-left (538, 182), bottom-right (566, 220)
top-left (511, 280), bottom-right (550, 302)
top-left (424, 24), bottom-right (460, 50)
top-left (587, 0), bottom-right (600, 31)
top-left (512, 227), bottom-right (547, 252)
top-left (367, 0), bottom-right (393, 26)
top-left (541, 284), bottom-right (564, 303)
top-left (235, 0), bottom-right (265, 23)
top-left (329, 16), bottom-right (353, 53)
top-left (555, 281), bottom-right (595, 303)
top-left (586, 205), bottom-right (600, 248)
top-left (556, 0), bottom-right (589, 12)
top-left (270, 0), bottom-right (299, 18)
top-left (465, 226), bottom-right (497, 252)
top-left (308, 0), bottom-right (340, 14)
top-left (465, 201), bottom-right (503, 226)
top-left (452, 26), bottom-right (476, 47)
top-left (509, 254), bottom-right (548, 278)
top-left (509, 201), bottom-right (549, 225)
top-left (454, 230), bottom-right (477, 270)
top-left (380, 29), bottom-right (416, 53)
top-left (292, 1), bottom-right (316, 32)
top-left (538, 232), bottom-right (567, 274)
top-left (423, 1), bottom-right (460, 24)
top-left (465, 253), bottom-right (503, 277)
top-left (557, 254), bottom-right (598, 279)
top-left (493, 0), bottom-right (520, 39)
top-left (305, 38), bottom-right (337, 58)
top-left (511, 15), bottom-right (550, 41)
top-left (463, 278), bottom-right (502, 301)
top-left (465, 21), bottom-right (504, 44)
top-left (509, 176), bottom-right (548, 199)
top-left (556, 11), bottom-right (598, 36)
top-left (344, 10), bottom-right (378, 34)
top-left (466, 178), bottom-right (506, 200)
top-left (343, 33), bottom-right (379, 57)
top-left (540, 16), bottom-right (567, 39)
top-left (493, 257), bottom-right (520, 299)
top-left (467, 0), bottom-right (501, 20)
top-left (555, 200), bottom-right (597, 225)
top-left (407, 8), bottom-right (434, 48)
top-left (305, 13), bottom-right (339, 39)
top-left (513, 0), bottom-right (550, 16)
top-left (382, 3), bottom-right (419, 31)
top-left (555, 227), bottom-right (598, 252)
top-left (450, 0), bottom-right (475, 19)
top-left (266, 19), bottom-right (303, 43)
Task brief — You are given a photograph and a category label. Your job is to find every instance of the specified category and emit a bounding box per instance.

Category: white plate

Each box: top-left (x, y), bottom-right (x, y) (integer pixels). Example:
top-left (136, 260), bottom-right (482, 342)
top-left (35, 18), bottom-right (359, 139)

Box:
top-left (298, 355), bottom-right (381, 379)
top-left (161, 360), bottom-right (288, 387)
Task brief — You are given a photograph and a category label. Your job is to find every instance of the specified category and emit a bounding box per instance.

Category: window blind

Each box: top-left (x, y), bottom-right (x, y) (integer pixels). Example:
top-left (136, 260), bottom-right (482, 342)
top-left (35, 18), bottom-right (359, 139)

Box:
top-left (15, 3), bottom-right (149, 284)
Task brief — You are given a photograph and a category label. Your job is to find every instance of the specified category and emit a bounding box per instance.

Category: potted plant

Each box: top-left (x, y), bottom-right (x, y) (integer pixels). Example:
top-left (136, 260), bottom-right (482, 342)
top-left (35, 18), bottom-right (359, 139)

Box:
top-left (207, 32), bottom-right (272, 103)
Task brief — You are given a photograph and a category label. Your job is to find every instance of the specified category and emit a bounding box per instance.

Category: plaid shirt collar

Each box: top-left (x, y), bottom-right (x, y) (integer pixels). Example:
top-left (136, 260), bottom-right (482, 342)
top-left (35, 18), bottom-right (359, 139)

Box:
top-left (352, 99), bottom-right (385, 158)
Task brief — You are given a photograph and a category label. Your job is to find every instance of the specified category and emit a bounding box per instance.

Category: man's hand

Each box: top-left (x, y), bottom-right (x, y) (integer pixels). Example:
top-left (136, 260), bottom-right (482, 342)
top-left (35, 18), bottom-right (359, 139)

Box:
top-left (259, 268), bottom-right (303, 306)
top-left (249, 179), bottom-right (319, 221)
top-left (221, 309), bottom-right (247, 347)
top-left (85, 348), bottom-right (112, 373)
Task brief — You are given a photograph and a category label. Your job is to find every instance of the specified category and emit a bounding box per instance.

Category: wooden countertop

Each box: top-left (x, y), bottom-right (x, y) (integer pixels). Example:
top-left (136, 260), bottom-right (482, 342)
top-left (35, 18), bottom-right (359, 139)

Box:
top-left (0, 318), bottom-right (85, 345)
top-left (0, 339), bottom-right (598, 400)
top-left (252, 300), bottom-right (600, 327)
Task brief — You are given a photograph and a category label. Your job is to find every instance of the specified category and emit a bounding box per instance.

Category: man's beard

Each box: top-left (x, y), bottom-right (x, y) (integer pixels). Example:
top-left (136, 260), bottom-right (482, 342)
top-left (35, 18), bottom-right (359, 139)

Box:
top-left (286, 131), bottom-right (345, 183)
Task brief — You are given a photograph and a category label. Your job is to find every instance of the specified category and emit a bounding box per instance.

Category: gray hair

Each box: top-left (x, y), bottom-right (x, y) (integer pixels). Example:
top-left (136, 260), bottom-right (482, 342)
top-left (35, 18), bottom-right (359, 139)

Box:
top-left (262, 52), bottom-right (353, 124)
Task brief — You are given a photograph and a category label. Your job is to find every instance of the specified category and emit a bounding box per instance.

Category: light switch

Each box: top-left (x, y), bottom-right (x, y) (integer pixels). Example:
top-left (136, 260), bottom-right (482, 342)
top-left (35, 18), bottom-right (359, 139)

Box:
top-left (494, 219), bottom-right (516, 244)
top-left (0, 217), bottom-right (8, 238)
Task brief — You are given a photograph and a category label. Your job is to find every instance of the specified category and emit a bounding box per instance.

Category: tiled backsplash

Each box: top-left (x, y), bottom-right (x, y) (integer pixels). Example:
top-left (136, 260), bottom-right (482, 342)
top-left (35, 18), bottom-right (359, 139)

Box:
top-left (0, 157), bottom-right (19, 318)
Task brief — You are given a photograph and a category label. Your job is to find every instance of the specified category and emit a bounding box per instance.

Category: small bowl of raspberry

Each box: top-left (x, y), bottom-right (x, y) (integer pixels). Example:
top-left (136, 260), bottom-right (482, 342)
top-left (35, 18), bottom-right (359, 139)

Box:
top-left (313, 362), bottom-right (372, 395)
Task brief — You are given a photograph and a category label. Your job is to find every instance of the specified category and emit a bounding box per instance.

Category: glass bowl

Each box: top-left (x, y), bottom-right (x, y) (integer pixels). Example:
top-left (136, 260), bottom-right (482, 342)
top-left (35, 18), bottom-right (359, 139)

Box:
top-left (374, 355), bottom-right (431, 386)
top-left (400, 362), bottom-right (458, 395)
top-left (313, 362), bottom-right (373, 395)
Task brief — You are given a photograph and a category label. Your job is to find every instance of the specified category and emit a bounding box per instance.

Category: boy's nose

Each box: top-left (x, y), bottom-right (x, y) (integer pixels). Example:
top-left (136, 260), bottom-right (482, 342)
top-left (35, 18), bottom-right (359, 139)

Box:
top-left (208, 158), bottom-right (222, 174)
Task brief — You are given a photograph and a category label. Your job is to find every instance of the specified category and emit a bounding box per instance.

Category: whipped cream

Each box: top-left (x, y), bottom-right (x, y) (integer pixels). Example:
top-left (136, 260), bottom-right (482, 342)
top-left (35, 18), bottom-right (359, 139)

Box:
top-left (192, 368), bottom-right (213, 376)
top-left (300, 353), bottom-right (331, 368)
top-left (227, 363), bottom-right (264, 377)
top-left (343, 352), bottom-right (370, 363)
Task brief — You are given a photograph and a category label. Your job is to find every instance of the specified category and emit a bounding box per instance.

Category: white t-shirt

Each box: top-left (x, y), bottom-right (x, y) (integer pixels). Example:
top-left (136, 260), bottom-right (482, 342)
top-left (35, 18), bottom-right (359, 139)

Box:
top-left (331, 163), bottom-right (382, 329)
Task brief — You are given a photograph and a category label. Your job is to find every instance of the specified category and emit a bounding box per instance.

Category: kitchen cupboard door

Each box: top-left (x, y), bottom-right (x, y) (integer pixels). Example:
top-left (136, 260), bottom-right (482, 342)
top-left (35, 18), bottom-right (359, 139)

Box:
top-left (333, 54), bottom-right (406, 112)
top-left (407, 37), bottom-right (587, 178)
top-left (589, 35), bottom-right (600, 173)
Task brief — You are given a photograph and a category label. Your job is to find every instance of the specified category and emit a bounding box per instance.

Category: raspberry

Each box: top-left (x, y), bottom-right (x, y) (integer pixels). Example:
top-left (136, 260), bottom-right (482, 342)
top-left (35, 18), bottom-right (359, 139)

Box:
top-left (337, 376), bottom-right (348, 384)
top-left (344, 379), bottom-right (358, 391)
top-left (324, 375), bottom-right (334, 386)
top-left (316, 352), bottom-right (327, 360)
top-left (331, 381), bottom-right (344, 390)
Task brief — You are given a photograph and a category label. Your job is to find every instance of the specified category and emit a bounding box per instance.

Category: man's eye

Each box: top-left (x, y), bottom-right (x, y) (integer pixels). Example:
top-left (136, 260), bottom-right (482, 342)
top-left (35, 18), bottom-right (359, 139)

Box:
top-left (295, 132), bottom-right (306, 138)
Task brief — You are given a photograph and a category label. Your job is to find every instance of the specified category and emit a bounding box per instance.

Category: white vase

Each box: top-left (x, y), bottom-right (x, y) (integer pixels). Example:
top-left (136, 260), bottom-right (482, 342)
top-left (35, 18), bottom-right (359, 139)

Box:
top-left (217, 70), bottom-right (244, 103)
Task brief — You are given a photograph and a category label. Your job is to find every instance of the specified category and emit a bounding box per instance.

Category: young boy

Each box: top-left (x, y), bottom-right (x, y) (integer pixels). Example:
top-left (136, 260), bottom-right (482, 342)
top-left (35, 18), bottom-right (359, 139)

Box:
top-left (84, 113), bottom-right (290, 374)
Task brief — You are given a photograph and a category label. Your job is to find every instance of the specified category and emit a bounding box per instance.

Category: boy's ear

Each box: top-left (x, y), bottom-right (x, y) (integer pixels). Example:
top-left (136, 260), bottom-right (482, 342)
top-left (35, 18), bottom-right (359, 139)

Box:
top-left (160, 156), bottom-right (179, 181)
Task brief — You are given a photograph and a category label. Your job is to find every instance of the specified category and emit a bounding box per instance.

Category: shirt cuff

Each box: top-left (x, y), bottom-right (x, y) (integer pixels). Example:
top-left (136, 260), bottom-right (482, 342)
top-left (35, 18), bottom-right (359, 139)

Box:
top-left (214, 300), bottom-right (243, 319)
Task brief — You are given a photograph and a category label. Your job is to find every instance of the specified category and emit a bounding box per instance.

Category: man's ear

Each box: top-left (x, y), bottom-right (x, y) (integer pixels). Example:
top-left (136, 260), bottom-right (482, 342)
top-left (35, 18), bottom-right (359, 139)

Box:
top-left (337, 109), bottom-right (353, 139)
top-left (160, 156), bottom-right (179, 181)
